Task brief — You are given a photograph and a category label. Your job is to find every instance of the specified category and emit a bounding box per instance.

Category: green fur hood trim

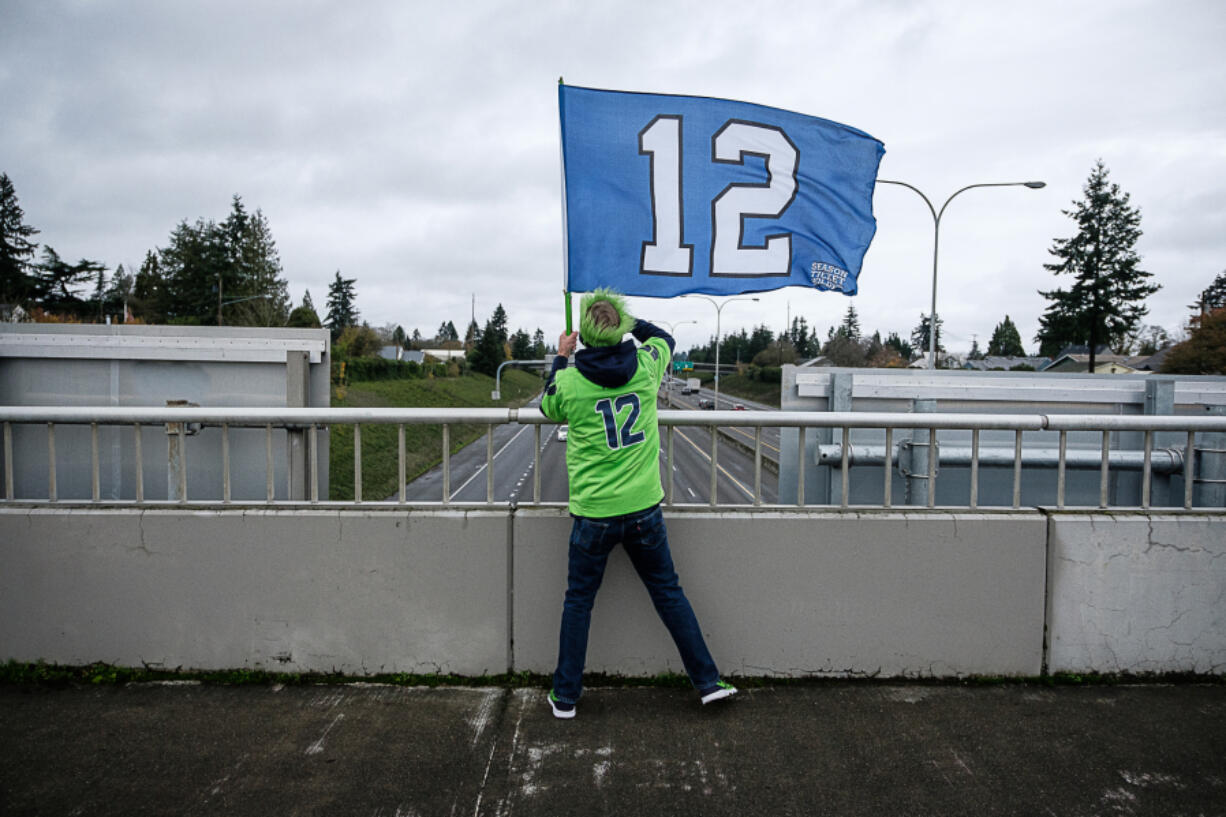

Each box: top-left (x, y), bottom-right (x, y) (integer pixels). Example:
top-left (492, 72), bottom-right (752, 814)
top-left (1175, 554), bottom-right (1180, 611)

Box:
top-left (579, 289), bottom-right (636, 347)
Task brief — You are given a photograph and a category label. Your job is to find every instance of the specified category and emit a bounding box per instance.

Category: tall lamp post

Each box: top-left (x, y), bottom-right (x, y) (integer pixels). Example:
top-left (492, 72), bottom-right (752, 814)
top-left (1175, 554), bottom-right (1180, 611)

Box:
top-left (877, 179), bottom-right (1045, 369)
top-left (649, 319), bottom-right (696, 407)
top-left (682, 295), bottom-right (758, 408)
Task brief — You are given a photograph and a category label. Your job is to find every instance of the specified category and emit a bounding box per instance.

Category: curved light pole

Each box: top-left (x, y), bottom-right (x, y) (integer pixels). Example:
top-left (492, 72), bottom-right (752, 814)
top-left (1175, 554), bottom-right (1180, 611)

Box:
top-left (682, 295), bottom-right (758, 408)
top-left (651, 318), bottom-right (697, 336)
top-left (878, 179), bottom-right (1045, 369)
top-left (649, 319), bottom-right (697, 407)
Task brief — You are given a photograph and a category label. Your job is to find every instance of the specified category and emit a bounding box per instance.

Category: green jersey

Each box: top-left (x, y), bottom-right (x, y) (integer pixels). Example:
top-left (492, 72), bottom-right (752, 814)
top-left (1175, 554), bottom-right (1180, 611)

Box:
top-left (541, 337), bottom-right (670, 517)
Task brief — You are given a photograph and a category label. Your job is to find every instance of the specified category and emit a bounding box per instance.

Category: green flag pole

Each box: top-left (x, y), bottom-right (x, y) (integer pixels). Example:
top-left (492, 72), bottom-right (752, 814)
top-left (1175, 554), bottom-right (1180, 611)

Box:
top-left (564, 290), bottom-right (573, 335)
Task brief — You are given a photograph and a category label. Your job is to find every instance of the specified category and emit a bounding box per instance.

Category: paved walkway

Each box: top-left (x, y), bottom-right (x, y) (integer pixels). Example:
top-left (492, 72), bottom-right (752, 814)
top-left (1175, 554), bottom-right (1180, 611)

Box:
top-left (2, 682), bottom-right (1224, 816)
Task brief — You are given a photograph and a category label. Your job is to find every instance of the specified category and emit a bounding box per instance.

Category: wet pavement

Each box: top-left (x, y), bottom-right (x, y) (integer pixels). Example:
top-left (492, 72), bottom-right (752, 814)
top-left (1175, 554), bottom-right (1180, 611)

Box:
top-left (1, 681), bottom-right (1224, 816)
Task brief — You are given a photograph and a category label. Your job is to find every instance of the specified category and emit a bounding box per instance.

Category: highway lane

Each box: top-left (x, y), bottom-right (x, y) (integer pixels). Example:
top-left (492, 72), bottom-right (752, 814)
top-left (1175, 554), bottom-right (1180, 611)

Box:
top-left (662, 379), bottom-right (783, 469)
top-left (398, 393), bottom-right (777, 505)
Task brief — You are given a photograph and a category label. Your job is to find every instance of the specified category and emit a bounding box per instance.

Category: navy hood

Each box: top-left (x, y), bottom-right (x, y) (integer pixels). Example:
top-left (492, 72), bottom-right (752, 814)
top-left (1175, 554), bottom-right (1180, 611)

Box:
top-left (575, 340), bottom-right (639, 388)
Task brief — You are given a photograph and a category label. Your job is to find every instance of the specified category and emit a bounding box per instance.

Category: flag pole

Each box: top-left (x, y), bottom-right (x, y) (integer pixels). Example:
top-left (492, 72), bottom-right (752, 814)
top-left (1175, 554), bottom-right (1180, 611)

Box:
top-left (558, 78), bottom-right (574, 336)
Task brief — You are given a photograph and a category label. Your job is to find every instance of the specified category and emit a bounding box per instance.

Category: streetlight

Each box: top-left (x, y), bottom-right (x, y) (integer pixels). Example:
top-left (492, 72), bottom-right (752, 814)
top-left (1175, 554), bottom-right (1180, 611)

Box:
top-left (877, 179), bottom-right (1045, 369)
top-left (648, 319), bottom-right (697, 408)
top-left (651, 318), bottom-right (697, 336)
top-left (216, 272), bottom-right (272, 325)
top-left (682, 295), bottom-right (759, 408)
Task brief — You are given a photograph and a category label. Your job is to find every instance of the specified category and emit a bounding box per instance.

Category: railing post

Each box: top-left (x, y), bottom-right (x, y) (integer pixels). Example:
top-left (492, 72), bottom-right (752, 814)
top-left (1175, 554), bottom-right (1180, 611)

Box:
top-left (777, 363), bottom-right (826, 505)
top-left (286, 350), bottom-right (310, 501)
top-left (165, 399), bottom-right (195, 502)
top-left (825, 373), bottom-right (853, 505)
top-left (1144, 378), bottom-right (1176, 507)
top-left (1195, 405), bottom-right (1226, 508)
top-left (904, 399), bottom-right (937, 506)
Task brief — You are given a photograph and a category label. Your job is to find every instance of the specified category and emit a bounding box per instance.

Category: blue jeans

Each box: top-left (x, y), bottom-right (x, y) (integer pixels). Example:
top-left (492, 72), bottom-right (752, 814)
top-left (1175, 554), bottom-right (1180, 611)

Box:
top-left (552, 503), bottom-right (720, 704)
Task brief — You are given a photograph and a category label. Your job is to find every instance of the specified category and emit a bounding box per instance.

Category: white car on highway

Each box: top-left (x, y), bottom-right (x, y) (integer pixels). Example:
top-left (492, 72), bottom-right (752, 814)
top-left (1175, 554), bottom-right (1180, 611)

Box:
top-left (556, 425), bottom-right (568, 441)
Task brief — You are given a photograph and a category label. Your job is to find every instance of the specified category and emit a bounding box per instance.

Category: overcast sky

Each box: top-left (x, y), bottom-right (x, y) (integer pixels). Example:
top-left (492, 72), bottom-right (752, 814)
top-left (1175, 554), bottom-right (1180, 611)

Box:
top-left (3, 0), bottom-right (1223, 356)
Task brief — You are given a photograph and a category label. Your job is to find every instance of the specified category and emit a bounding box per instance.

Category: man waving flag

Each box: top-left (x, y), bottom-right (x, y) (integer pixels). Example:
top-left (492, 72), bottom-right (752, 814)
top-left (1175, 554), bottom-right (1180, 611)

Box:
top-left (559, 84), bottom-right (885, 300)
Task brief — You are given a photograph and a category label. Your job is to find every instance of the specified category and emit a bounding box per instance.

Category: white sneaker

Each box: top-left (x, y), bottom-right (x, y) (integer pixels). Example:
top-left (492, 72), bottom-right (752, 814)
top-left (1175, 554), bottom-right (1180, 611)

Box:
top-left (700, 680), bottom-right (738, 705)
top-left (549, 690), bottom-right (576, 719)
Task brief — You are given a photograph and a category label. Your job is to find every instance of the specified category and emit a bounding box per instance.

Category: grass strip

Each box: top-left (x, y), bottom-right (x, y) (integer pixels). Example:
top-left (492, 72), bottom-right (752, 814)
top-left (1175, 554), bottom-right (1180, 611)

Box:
top-left (3, 661), bottom-right (1220, 689)
top-left (329, 369), bottom-right (542, 501)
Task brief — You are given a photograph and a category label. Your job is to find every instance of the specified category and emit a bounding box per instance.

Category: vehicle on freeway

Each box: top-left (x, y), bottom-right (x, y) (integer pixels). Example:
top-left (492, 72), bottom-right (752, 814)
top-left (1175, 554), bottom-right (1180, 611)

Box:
top-left (682, 377), bottom-right (701, 394)
top-left (733, 403), bottom-right (746, 410)
top-left (557, 425), bottom-right (568, 441)
top-left (698, 398), bottom-right (714, 409)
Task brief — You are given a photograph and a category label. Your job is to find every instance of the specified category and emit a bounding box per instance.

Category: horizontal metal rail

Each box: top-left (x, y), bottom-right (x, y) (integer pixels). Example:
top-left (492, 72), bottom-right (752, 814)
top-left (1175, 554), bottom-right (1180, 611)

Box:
top-left (2, 406), bottom-right (1225, 510)
top-left (3, 405), bottom-right (1226, 432)
top-left (816, 444), bottom-right (1188, 474)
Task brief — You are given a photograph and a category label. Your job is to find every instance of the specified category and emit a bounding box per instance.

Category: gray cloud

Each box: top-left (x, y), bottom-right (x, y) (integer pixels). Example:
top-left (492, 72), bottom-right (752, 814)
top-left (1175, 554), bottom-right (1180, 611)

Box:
top-left (3, 0), bottom-right (1224, 353)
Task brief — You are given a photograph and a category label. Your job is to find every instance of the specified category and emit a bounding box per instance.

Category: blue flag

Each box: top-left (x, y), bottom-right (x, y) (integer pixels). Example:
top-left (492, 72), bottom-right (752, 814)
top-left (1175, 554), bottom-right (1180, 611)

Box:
top-left (560, 84), bottom-right (885, 298)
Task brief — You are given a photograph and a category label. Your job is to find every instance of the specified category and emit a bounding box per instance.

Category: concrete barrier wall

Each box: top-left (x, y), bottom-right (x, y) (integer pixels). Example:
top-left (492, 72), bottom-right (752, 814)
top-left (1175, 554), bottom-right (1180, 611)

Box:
top-left (513, 510), bottom-right (1047, 678)
top-left (1, 507), bottom-right (1222, 677)
top-left (1046, 514), bottom-right (1226, 674)
top-left (0, 509), bottom-right (509, 676)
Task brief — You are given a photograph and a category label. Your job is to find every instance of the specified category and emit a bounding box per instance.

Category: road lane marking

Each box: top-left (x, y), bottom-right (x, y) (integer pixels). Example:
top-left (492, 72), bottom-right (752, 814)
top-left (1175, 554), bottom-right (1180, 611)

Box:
top-left (673, 428), bottom-right (756, 500)
top-left (722, 424), bottom-right (781, 454)
top-left (450, 423), bottom-right (533, 500)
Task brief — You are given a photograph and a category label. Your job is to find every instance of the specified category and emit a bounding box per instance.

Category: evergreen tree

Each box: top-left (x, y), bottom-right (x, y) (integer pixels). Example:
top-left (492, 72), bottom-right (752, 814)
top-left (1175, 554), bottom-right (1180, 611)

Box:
top-left (92, 263), bottom-right (108, 321)
top-left (968, 338), bottom-right (984, 361)
top-left (286, 290), bottom-right (322, 328)
top-left (748, 325), bottom-right (775, 359)
top-left (510, 328), bottom-right (532, 359)
top-left (32, 247), bottom-right (106, 317)
top-left (464, 319), bottom-right (480, 349)
top-left (158, 217), bottom-right (228, 323)
top-left (839, 304), bottom-right (861, 340)
top-left (132, 250), bottom-right (166, 322)
top-left (1035, 160), bottom-right (1159, 365)
top-left (884, 331), bottom-right (913, 362)
top-left (823, 331), bottom-right (867, 367)
top-left (789, 317), bottom-right (811, 358)
top-left (143, 197), bottom-right (292, 326)
top-left (866, 330), bottom-right (884, 360)
top-left (910, 314), bottom-right (944, 359)
top-left (1191, 269), bottom-right (1226, 315)
top-left (532, 328), bottom-right (546, 359)
top-left (325, 271), bottom-right (359, 338)
top-left (987, 315), bottom-right (1026, 357)
top-left (0, 172), bottom-right (40, 305)
top-left (489, 304), bottom-right (509, 346)
top-left (226, 205), bottom-right (290, 325)
top-left (103, 263), bottom-right (134, 321)
top-left (286, 298), bottom-right (322, 328)
top-left (468, 306), bottom-right (509, 376)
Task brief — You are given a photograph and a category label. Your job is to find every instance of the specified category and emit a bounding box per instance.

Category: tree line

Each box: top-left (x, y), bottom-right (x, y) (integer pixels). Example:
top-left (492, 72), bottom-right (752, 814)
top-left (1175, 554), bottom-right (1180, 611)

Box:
top-left (684, 161), bottom-right (1221, 374)
top-left (1, 175), bottom-right (291, 326)
top-left (3, 164), bottom-right (1222, 374)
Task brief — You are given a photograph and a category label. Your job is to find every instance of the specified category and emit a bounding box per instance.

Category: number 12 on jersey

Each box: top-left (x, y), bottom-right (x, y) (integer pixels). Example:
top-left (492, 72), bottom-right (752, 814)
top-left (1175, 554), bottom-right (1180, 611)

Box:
top-left (595, 394), bottom-right (645, 450)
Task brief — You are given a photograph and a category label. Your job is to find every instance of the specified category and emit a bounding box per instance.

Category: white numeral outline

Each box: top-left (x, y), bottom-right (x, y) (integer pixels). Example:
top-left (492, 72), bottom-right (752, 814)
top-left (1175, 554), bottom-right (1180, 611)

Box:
top-left (638, 116), bottom-right (694, 276)
top-left (710, 120), bottom-right (798, 278)
top-left (638, 116), bottom-right (799, 279)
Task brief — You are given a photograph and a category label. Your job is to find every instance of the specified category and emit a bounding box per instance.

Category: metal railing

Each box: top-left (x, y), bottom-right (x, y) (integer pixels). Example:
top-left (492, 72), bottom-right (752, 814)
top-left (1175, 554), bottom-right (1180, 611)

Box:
top-left (2, 406), bottom-right (1225, 510)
